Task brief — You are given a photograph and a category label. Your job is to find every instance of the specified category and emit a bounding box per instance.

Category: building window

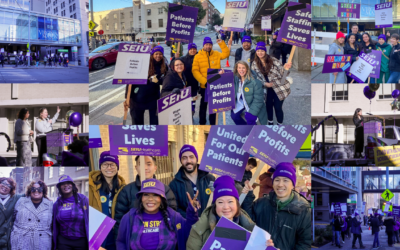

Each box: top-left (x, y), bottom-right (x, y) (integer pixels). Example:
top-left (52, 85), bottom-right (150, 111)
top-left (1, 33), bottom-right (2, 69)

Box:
top-left (121, 13), bottom-right (124, 19)
top-left (131, 21), bottom-right (133, 27)
top-left (158, 19), bottom-right (163, 28)
top-left (158, 8), bottom-right (163, 14)
top-left (138, 4), bottom-right (141, 9)
top-left (106, 24), bottom-right (109, 30)
top-left (49, 167), bottom-right (53, 178)
top-left (85, 181), bottom-right (89, 196)
top-left (58, 167), bottom-right (64, 176)
top-left (74, 13), bottom-right (76, 19)
top-left (115, 23), bottom-right (118, 30)
top-left (147, 9), bottom-right (151, 15)
top-left (50, 186), bottom-right (55, 197)
top-left (332, 84), bottom-right (348, 101)
top-left (379, 84), bottom-right (396, 99)
top-left (130, 11), bottom-right (133, 18)
top-left (76, 167), bottom-right (86, 171)
top-left (114, 13), bottom-right (117, 19)
top-left (73, 3), bottom-right (75, 10)
top-left (69, 6), bottom-right (72, 12)
top-left (139, 16), bottom-right (141, 21)
top-left (147, 20), bottom-right (152, 28)
top-left (121, 22), bottom-right (125, 30)
top-left (106, 15), bottom-right (109, 20)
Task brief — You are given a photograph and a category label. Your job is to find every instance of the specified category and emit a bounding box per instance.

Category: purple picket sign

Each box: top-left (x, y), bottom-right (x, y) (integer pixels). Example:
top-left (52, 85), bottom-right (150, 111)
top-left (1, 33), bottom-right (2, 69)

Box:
top-left (393, 206), bottom-right (400, 216)
top-left (337, 2), bottom-right (361, 19)
top-left (199, 126), bottom-right (252, 181)
top-left (334, 202), bottom-right (342, 215)
top-left (375, 2), bottom-right (393, 28)
top-left (367, 50), bottom-right (382, 78)
top-left (242, 125), bottom-right (311, 168)
top-left (89, 138), bottom-right (102, 148)
top-left (202, 216), bottom-right (251, 250)
top-left (206, 72), bottom-right (236, 114)
top-left (109, 125), bottom-right (169, 156)
top-left (157, 87), bottom-right (192, 113)
top-left (165, 4), bottom-right (198, 44)
top-left (89, 125), bottom-right (103, 148)
top-left (347, 52), bottom-right (375, 83)
top-left (261, 16), bottom-right (271, 31)
top-left (276, 2), bottom-right (311, 50)
top-left (322, 54), bottom-right (353, 73)
top-left (89, 216), bottom-right (116, 250)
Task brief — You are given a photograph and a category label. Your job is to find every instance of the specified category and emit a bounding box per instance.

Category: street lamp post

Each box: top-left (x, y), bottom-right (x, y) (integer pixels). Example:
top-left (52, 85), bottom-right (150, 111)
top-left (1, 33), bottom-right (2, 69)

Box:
top-left (28, 0), bottom-right (31, 66)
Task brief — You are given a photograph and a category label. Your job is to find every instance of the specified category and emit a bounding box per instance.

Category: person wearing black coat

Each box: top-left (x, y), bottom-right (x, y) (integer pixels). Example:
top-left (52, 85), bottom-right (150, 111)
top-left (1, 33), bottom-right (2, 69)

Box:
top-left (345, 24), bottom-right (363, 44)
top-left (333, 215), bottom-right (343, 248)
top-left (234, 36), bottom-right (256, 66)
top-left (124, 46), bottom-right (168, 125)
top-left (353, 108), bottom-right (364, 158)
top-left (0, 53), bottom-right (3, 68)
top-left (384, 213), bottom-right (396, 247)
top-left (359, 33), bottom-right (377, 83)
top-left (180, 43), bottom-right (200, 112)
top-left (351, 214), bottom-right (366, 249)
top-left (370, 213), bottom-right (381, 248)
top-left (344, 34), bottom-right (361, 83)
top-left (269, 31), bottom-right (283, 61)
top-left (345, 215), bottom-right (352, 238)
top-left (233, 31), bottom-right (239, 45)
top-left (161, 58), bottom-right (187, 97)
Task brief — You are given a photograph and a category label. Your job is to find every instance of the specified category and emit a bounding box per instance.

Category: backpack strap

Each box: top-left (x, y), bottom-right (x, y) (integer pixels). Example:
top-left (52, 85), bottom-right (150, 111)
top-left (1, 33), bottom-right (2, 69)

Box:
top-left (377, 47), bottom-right (390, 60)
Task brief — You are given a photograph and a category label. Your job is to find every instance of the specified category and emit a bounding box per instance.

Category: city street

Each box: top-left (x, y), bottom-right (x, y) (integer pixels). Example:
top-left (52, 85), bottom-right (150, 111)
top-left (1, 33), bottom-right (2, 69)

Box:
top-left (89, 32), bottom-right (311, 125)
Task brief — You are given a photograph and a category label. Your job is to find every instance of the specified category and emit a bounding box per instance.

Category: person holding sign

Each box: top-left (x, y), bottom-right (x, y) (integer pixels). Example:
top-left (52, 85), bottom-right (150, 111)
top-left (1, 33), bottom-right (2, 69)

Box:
top-left (376, 34), bottom-right (392, 83)
top-left (169, 145), bottom-right (215, 218)
top-left (123, 46), bottom-right (169, 125)
top-left (353, 108), bottom-right (364, 158)
top-left (387, 34), bottom-right (400, 83)
top-left (0, 53), bottom-right (3, 68)
top-left (14, 108), bottom-right (33, 167)
top-left (344, 34), bottom-right (361, 83)
top-left (370, 213), bottom-right (381, 248)
top-left (161, 58), bottom-right (188, 97)
top-left (89, 151), bottom-right (127, 250)
top-left (360, 33), bottom-right (377, 83)
top-left (230, 61), bottom-right (268, 125)
top-left (234, 36), bottom-right (256, 66)
top-left (251, 41), bottom-right (292, 125)
top-left (350, 213), bottom-right (366, 249)
top-left (186, 175), bottom-right (277, 250)
top-left (384, 212), bottom-right (396, 247)
top-left (241, 162), bottom-right (311, 250)
top-left (192, 37), bottom-right (231, 125)
top-left (116, 179), bottom-right (200, 250)
top-left (328, 32), bottom-right (346, 83)
top-left (345, 24), bottom-right (363, 44)
top-left (180, 43), bottom-right (200, 113)
top-left (269, 31), bottom-right (283, 61)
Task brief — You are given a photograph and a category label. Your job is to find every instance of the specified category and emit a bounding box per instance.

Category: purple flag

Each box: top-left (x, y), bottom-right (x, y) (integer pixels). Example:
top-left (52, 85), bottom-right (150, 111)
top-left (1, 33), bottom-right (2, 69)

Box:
top-left (276, 2), bottom-right (311, 50)
top-left (334, 202), bottom-right (342, 215)
top-left (199, 126), bottom-right (252, 181)
top-left (338, 3), bottom-right (360, 19)
top-left (321, 54), bottom-right (352, 73)
top-left (242, 125), bottom-right (311, 168)
top-left (202, 216), bottom-right (251, 250)
top-left (367, 50), bottom-right (382, 78)
top-left (165, 4), bottom-right (198, 44)
top-left (109, 125), bottom-right (169, 156)
top-left (206, 72), bottom-right (236, 114)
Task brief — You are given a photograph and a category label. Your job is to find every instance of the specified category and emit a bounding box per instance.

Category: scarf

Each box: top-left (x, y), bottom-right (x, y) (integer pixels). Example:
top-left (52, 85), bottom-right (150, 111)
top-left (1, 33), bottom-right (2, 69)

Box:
top-left (0, 193), bottom-right (10, 205)
top-left (276, 192), bottom-right (294, 211)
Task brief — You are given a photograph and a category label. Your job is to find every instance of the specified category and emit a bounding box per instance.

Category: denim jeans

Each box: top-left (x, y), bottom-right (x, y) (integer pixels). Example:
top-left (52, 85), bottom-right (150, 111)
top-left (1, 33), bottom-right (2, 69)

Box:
top-left (266, 88), bottom-right (284, 124)
top-left (230, 108), bottom-right (247, 125)
top-left (393, 230), bottom-right (399, 243)
top-left (335, 231), bottom-right (341, 246)
top-left (373, 232), bottom-right (380, 248)
top-left (387, 71), bottom-right (400, 83)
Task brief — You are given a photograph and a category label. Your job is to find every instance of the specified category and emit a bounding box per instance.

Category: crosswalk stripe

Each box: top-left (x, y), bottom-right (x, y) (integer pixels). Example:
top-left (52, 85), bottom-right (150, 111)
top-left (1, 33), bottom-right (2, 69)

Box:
top-left (89, 75), bottom-right (113, 87)
top-left (89, 85), bottom-right (126, 106)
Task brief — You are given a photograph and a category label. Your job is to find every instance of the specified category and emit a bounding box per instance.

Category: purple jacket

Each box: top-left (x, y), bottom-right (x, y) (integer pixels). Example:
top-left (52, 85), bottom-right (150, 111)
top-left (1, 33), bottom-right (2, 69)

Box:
top-left (116, 205), bottom-right (198, 250)
top-left (394, 220), bottom-right (400, 231)
top-left (52, 193), bottom-right (89, 250)
top-left (341, 220), bottom-right (347, 232)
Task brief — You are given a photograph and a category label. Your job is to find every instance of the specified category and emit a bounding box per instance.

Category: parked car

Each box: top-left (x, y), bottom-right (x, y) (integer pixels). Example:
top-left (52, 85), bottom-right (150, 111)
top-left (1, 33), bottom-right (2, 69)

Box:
top-left (89, 42), bottom-right (120, 70)
top-left (108, 39), bottom-right (120, 43)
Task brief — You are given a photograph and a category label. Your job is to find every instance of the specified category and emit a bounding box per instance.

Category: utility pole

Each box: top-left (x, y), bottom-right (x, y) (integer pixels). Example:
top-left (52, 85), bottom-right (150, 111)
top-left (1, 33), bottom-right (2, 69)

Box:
top-left (141, 0), bottom-right (146, 43)
top-left (28, 0), bottom-right (31, 66)
top-left (90, 0), bottom-right (96, 50)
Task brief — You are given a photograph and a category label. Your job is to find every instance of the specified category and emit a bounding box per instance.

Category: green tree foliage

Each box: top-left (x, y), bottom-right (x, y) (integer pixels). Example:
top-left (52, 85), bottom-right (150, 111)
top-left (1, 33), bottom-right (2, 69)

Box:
top-left (211, 13), bottom-right (223, 27)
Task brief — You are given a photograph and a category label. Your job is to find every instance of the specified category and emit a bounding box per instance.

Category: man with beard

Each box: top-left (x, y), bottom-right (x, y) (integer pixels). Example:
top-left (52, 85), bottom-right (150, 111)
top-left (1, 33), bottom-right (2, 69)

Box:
top-left (169, 145), bottom-right (215, 218)
top-left (345, 24), bottom-right (363, 44)
top-left (234, 36), bottom-right (255, 66)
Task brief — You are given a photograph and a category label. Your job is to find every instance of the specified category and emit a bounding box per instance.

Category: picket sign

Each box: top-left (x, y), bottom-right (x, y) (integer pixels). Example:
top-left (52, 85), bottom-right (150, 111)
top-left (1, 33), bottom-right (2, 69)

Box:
top-left (239, 162), bottom-right (266, 204)
top-left (311, 29), bottom-right (337, 64)
top-left (123, 85), bottom-right (132, 125)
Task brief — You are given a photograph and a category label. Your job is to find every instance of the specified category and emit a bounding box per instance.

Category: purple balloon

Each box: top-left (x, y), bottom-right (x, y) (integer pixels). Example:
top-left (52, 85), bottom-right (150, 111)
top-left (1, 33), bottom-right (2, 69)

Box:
top-left (363, 86), bottom-right (376, 100)
top-left (392, 89), bottom-right (400, 99)
top-left (69, 112), bottom-right (82, 127)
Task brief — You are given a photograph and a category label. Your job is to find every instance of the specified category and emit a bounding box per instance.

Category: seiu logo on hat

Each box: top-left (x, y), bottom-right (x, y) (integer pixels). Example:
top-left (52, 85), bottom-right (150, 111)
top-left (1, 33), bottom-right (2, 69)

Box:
top-left (181, 147), bottom-right (190, 153)
top-left (218, 188), bottom-right (233, 193)
top-left (104, 156), bottom-right (115, 160)
top-left (280, 170), bottom-right (293, 176)
top-left (60, 175), bottom-right (68, 181)
top-left (143, 182), bottom-right (156, 188)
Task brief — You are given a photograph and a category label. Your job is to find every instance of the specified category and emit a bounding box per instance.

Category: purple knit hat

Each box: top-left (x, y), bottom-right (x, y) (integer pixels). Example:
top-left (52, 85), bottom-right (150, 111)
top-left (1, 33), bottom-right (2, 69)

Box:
top-left (188, 43), bottom-right (197, 50)
top-left (179, 144), bottom-right (198, 162)
top-left (136, 179), bottom-right (166, 199)
top-left (272, 162), bottom-right (297, 186)
top-left (378, 34), bottom-right (386, 41)
top-left (256, 41), bottom-right (267, 52)
top-left (203, 37), bottom-right (213, 46)
top-left (99, 151), bottom-right (119, 169)
top-left (242, 35), bottom-right (251, 44)
top-left (274, 30), bottom-right (279, 36)
top-left (355, 212), bottom-right (359, 216)
top-left (151, 46), bottom-right (164, 55)
top-left (213, 175), bottom-right (239, 203)
top-left (56, 175), bottom-right (75, 188)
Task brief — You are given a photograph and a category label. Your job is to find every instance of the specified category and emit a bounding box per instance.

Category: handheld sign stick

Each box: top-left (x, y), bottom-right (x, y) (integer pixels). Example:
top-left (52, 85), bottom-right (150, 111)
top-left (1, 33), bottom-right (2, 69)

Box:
top-left (239, 162), bottom-right (266, 205)
top-left (350, 79), bottom-right (354, 84)
top-left (333, 74), bottom-right (337, 84)
top-left (206, 181), bottom-right (215, 208)
top-left (368, 77), bottom-right (370, 83)
top-left (176, 42), bottom-right (181, 58)
top-left (123, 85), bottom-right (132, 125)
top-left (140, 156), bottom-right (146, 183)
top-left (280, 46), bottom-right (296, 85)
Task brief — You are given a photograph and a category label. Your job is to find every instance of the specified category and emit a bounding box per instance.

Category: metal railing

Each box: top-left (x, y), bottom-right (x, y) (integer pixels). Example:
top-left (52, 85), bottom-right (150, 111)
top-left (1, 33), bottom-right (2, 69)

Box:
top-left (312, 167), bottom-right (358, 191)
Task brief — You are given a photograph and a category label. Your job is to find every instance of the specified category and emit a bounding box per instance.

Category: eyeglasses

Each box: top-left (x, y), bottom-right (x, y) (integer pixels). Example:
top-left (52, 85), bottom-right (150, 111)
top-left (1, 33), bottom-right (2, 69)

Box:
top-left (0, 181), bottom-right (11, 189)
top-left (175, 64), bottom-right (184, 67)
top-left (31, 187), bottom-right (43, 193)
top-left (102, 163), bottom-right (117, 169)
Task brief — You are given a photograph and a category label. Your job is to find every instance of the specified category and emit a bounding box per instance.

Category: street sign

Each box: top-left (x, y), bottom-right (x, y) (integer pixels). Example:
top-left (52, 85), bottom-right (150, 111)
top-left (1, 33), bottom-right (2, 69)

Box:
top-left (381, 189), bottom-right (394, 201)
top-left (383, 204), bottom-right (393, 212)
top-left (58, 49), bottom-right (68, 52)
top-left (89, 32), bottom-right (95, 37)
top-left (323, 26), bottom-right (326, 31)
top-left (89, 20), bottom-right (98, 30)
top-left (27, 43), bottom-right (29, 48)
top-left (98, 30), bottom-right (104, 35)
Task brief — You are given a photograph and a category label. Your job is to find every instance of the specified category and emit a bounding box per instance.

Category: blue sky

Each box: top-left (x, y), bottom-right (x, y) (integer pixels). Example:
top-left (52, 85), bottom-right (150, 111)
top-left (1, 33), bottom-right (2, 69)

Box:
top-left (92, 0), bottom-right (226, 14)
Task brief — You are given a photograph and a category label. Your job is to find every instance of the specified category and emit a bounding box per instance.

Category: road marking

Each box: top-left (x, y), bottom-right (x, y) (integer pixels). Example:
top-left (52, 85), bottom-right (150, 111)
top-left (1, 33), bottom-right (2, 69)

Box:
top-left (89, 66), bottom-right (115, 75)
top-left (89, 75), bottom-right (113, 87)
top-left (89, 85), bottom-right (126, 107)
top-left (89, 88), bottom-right (125, 114)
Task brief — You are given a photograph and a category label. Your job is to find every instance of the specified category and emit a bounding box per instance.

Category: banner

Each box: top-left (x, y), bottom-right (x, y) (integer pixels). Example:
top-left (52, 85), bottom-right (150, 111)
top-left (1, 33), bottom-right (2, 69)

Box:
top-left (341, 203), bottom-right (347, 212)
top-left (261, 16), bottom-right (271, 31)
top-left (367, 50), bottom-right (382, 78)
top-left (109, 125), bottom-right (168, 156)
top-left (222, 1), bottom-right (248, 32)
top-left (374, 146), bottom-right (400, 166)
top-left (321, 54), bottom-right (352, 73)
top-left (364, 121), bottom-right (382, 136)
top-left (199, 126), bottom-right (252, 181)
top-left (112, 44), bottom-right (151, 85)
top-left (333, 202), bottom-right (342, 215)
top-left (375, 2), bottom-right (393, 28)
top-left (201, 216), bottom-right (251, 250)
top-left (89, 206), bottom-right (116, 250)
top-left (207, 72), bottom-right (236, 114)
top-left (276, 2), bottom-right (311, 50)
top-left (346, 52), bottom-right (374, 83)
top-left (89, 125), bottom-right (103, 148)
top-left (242, 125), bottom-right (311, 168)
top-left (165, 4), bottom-right (198, 44)
top-left (337, 3), bottom-right (361, 18)
top-left (158, 87), bottom-right (193, 125)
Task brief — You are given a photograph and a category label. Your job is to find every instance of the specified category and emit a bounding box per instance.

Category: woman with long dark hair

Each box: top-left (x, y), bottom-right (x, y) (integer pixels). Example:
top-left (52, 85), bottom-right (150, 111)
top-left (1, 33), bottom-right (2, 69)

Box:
top-left (353, 108), bottom-right (364, 158)
top-left (251, 41), bottom-right (292, 125)
top-left (344, 34), bottom-right (361, 83)
top-left (89, 151), bottom-right (126, 250)
top-left (11, 181), bottom-right (53, 250)
top-left (360, 33), bottom-right (377, 83)
top-left (53, 175), bottom-right (89, 250)
top-left (161, 58), bottom-right (187, 97)
top-left (14, 108), bottom-right (33, 166)
top-left (124, 46), bottom-right (169, 124)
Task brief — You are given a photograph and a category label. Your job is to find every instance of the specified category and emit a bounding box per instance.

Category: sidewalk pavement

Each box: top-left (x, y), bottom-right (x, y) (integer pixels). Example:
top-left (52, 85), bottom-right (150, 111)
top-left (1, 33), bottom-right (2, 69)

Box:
top-left (0, 63), bottom-right (87, 69)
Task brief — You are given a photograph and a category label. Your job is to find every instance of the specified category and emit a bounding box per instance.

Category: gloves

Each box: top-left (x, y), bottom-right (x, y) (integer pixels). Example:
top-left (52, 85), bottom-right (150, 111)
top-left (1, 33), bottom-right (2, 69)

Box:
top-left (172, 88), bottom-right (181, 95)
top-left (245, 112), bottom-right (257, 125)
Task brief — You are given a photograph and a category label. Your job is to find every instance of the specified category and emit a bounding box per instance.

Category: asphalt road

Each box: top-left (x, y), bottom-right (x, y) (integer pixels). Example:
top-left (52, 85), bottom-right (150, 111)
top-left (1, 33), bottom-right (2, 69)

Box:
top-left (89, 32), bottom-right (311, 125)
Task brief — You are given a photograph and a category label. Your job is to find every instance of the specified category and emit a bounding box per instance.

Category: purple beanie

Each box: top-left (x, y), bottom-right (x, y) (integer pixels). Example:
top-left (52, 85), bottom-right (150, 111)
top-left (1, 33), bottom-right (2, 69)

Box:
top-left (203, 37), bottom-right (213, 46)
top-left (272, 162), bottom-right (297, 186)
top-left (374, 213), bottom-right (379, 217)
top-left (389, 212), bottom-right (393, 216)
top-left (151, 46), bottom-right (164, 55)
top-left (355, 212), bottom-right (359, 216)
top-left (99, 151), bottom-right (119, 169)
top-left (136, 179), bottom-right (166, 199)
top-left (242, 35), bottom-right (251, 44)
top-left (378, 34), bottom-right (386, 41)
top-left (274, 30), bottom-right (279, 36)
top-left (179, 144), bottom-right (198, 162)
top-left (256, 41), bottom-right (267, 52)
top-left (188, 43), bottom-right (197, 50)
top-left (213, 175), bottom-right (239, 203)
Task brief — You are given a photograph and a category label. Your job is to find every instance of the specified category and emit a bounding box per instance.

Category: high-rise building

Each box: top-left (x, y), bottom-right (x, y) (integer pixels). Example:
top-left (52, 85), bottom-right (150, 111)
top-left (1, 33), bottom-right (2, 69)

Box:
top-left (199, 0), bottom-right (221, 30)
top-left (10, 167), bottom-right (24, 194)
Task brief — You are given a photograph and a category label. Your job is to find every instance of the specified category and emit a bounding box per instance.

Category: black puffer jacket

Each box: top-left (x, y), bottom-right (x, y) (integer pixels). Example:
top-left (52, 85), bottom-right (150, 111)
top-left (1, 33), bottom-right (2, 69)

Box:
top-left (113, 175), bottom-right (177, 239)
top-left (384, 216), bottom-right (396, 233)
top-left (389, 43), bottom-right (400, 72)
top-left (360, 41), bottom-right (376, 54)
top-left (169, 165), bottom-right (215, 218)
top-left (161, 70), bottom-right (187, 97)
top-left (345, 33), bottom-right (363, 44)
top-left (238, 170), bottom-right (253, 187)
top-left (125, 58), bottom-right (169, 110)
top-left (0, 194), bottom-right (23, 250)
top-left (344, 42), bottom-right (361, 63)
top-left (234, 47), bottom-right (256, 66)
top-left (242, 190), bottom-right (311, 250)
top-left (180, 53), bottom-right (199, 97)
top-left (269, 39), bottom-right (283, 60)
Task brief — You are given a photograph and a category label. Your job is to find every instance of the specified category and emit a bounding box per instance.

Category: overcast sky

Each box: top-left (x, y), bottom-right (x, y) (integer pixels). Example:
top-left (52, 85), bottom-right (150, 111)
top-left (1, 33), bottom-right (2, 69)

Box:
top-left (0, 167), bottom-right (16, 177)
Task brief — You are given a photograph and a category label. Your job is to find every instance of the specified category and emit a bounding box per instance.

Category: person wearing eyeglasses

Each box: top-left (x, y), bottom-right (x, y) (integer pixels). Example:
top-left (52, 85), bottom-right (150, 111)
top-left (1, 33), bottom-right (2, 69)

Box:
top-left (53, 175), bottom-right (89, 250)
top-left (0, 178), bottom-right (23, 250)
top-left (10, 181), bottom-right (53, 250)
top-left (89, 151), bottom-right (126, 250)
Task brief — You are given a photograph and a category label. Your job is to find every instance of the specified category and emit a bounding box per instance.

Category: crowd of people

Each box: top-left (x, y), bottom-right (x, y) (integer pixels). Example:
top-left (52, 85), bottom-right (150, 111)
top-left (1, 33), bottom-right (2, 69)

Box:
top-left (88, 145), bottom-right (311, 250)
top-left (0, 52), bottom-right (69, 68)
top-left (0, 175), bottom-right (89, 250)
top-left (329, 24), bottom-right (400, 83)
top-left (123, 29), bottom-right (293, 125)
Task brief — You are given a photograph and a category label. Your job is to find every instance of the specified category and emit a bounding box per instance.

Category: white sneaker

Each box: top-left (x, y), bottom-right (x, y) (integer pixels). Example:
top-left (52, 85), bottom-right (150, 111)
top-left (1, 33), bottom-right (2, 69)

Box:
top-left (342, 241), bottom-right (345, 244)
